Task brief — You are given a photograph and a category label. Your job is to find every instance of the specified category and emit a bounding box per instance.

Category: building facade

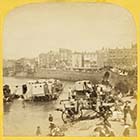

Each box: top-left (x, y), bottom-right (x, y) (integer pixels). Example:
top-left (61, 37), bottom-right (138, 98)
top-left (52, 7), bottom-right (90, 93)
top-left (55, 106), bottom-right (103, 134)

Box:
top-left (59, 48), bottom-right (72, 67)
top-left (39, 51), bottom-right (59, 68)
top-left (106, 44), bottom-right (137, 69)
top-left (72, 52), bottom-right (83, 68)
top-left (97, 48), bottom-right (108, 68)
top-left (83, 52), bottom-right (97, 69)
top-left (96, 44), bottom-right (137, 70)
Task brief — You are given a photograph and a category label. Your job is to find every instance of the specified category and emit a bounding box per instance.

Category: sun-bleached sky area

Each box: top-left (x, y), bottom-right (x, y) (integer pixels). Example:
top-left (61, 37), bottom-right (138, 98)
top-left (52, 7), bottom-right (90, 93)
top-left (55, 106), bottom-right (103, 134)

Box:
top-left (4, 3), bottom-right (136, 59)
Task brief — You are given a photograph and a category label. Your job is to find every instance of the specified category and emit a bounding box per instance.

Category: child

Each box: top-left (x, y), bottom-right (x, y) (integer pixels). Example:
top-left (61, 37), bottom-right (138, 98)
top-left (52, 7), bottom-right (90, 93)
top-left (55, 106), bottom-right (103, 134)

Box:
top-left (36, 126), bottom-right (41, 136)
top-left (123, 125), bottom-right (130, 136)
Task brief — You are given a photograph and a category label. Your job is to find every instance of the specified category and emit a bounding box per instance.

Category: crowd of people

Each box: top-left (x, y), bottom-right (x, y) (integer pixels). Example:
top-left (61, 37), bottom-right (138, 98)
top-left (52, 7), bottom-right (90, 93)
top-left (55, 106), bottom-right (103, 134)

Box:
top-left (49, 72), bottom-right (137, 136)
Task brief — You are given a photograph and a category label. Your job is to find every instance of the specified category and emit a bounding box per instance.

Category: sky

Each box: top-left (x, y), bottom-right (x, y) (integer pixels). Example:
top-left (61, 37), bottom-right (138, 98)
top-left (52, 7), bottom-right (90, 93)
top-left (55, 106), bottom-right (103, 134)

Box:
top-left (3, 3), bottom-right (136, 59)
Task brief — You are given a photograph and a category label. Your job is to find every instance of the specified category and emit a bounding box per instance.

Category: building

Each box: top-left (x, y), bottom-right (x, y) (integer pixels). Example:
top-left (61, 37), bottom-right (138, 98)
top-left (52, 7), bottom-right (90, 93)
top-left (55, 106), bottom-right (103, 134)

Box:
top-left (96, 44), bottom-right (137, 70)
top-left (130, 43), bottom-right (137, 68)
top-left (72, 52), bottom-right (83, 68)
top-left (13, 58), bottom-right (36, 73)
top-left (39, 51), bottom-right (60, 68)
top-left (59, 48), bottom-right (72, 67)
top-left (83, 52), bottom-right (97, 69)
top-left (3, 59), bottom-right (16, 69)
top-left (97, 48), bottom-right (108, 68)
top-left (39, 53), bottom-right (48, 68)
top-left (3, 59), bottom-right (16, 76)
top-left (15, 60), bottom-right (24, 73)
top-left (106, 44), bottom-right (137, 69)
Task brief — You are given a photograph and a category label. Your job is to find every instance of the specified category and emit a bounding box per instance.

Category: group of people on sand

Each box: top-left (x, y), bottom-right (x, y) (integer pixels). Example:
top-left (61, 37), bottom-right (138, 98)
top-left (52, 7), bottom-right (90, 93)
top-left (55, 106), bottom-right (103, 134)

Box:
top-left (35, 101), bottom-right (136, 137)
top-left (36, 114), bottom-right (64, 136)
top-left (91, 86), bottom-right (137, 136)
top-left (35, 95), bottom-right (136, 136)
top-left (58, 71), bottom-right (137, 137)
top-left (92, 104), bottom-right (137, 137)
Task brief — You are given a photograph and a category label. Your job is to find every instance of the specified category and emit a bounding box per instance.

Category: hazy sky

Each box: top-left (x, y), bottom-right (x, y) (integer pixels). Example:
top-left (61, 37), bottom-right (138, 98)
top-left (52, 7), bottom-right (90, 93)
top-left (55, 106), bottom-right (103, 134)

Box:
top-left (4, 3), bottom-right (136, 59)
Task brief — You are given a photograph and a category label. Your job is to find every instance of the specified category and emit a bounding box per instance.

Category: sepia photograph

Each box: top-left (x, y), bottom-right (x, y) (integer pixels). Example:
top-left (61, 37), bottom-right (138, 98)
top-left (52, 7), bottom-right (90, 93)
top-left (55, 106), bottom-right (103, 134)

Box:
top-left (3, 2), bottom-right (137, 137)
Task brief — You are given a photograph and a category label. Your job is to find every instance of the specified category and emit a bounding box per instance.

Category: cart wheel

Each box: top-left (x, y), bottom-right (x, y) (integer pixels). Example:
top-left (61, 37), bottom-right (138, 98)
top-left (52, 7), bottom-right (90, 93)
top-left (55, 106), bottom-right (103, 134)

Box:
top-left (61, 110), bottom-right (74, 123)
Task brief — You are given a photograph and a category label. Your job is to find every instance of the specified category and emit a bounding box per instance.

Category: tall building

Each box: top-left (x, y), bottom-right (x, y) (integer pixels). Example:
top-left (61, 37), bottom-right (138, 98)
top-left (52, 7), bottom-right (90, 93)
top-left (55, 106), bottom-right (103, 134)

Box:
top-left (96, 44), bottom-right (137, 70)
top-left (59, 48), bottom-right (72, 67)
top-left (39, 51), bottom-right (59, 68)
top-left (72, 52), bottom-right (83, 68)
top-left (39, 53), bottom-right (48, 68)
top-left (97, 48), bottom-right (108, 68)
top-left (106, 44), bottom-right (137, 69)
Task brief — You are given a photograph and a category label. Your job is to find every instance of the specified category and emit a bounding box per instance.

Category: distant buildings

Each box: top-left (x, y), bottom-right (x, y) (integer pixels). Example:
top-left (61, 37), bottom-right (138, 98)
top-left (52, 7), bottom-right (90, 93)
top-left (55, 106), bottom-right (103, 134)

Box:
top-left (83, 52), bottom-right (97, 69)
top-left (96, 48), bottom-right (108, 68)
top-left (27, 44), bottom-right (138, 71)
top-left (39, 49), bottom-right (72, 70)
top-left (3, 59), bottom-right (15, 68)
top-left (39, 53), bottom-right (48, 68)
top-left (39, 51), bottom-right (59, 68)
top-left (59, 48), bottom-right (72, 67)
top-left (72, 52), bottom-right (83, 68)
top-left (15, 58), bottom-right (37, 73)
top-left (106, 44), bottom-right (137, 69)
top-left (3, 59), bottom-right (16, 76)
top-left (96, 44), bottom-right (137, 70)
top-left (3, 43), bottom-right (137, 77)
top-left (3, 58), bottom-right (38, 76)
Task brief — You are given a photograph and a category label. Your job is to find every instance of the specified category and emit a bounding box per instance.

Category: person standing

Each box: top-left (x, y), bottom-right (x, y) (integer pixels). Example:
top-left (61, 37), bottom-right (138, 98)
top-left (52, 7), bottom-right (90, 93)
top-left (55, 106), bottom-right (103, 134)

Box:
top-left (48, 114), bottom-right (56, 135)
top-left (48, 114), bottom-right (53, 122)
top-left (123, 101), bottom-right (131, 125)
top-left (36, 126), bottom-right (41, 136)
top-left (130, 104), bottom-right (137, 129)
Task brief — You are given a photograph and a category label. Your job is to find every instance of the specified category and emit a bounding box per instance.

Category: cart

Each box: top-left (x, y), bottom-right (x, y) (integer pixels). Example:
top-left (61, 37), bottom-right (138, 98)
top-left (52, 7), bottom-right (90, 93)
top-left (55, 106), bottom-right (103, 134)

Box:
top-left (57, 99), bottom-right (83, 123)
